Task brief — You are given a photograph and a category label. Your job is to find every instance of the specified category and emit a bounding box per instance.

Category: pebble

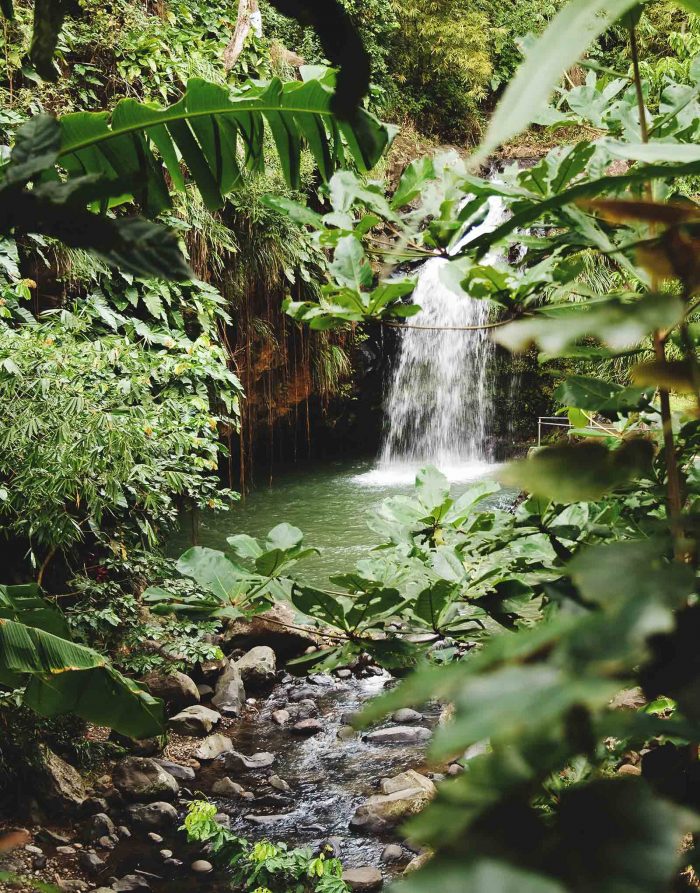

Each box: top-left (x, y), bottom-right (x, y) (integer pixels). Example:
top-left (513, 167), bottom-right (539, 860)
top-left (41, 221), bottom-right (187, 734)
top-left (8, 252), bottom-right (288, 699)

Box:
top-left (25, 845), bottom-right (43, 856)
top-left (56, 845), bottom-right (77, 855)
top-left (191, 860), bottom-right (213, 873)
top-left (211, 776), bottom-right (244, 797)
top-left (271, 709), bottom-right (290, 725)
top-left (342, 866), bottom-right (383, 891)
top-left (147, 833), bottom-right (164, 843)
top-left (159, 849), bottom-right (173, 859)
top-left (118, 826), bottom-right (132, 838)
top-left (336, 669), bottom-right (352, 679)
top-left (97, 836), bottom-right (115, 849)
top-left (447, 762), bottom-right (464, 776)
top-left (392, 708), bottom-right (423, 724)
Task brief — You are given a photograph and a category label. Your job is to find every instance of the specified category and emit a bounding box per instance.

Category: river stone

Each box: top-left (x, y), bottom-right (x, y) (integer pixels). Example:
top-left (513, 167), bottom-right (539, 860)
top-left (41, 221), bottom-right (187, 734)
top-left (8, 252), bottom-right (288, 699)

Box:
top-left (39, 746), bottom-right (86, 813)
top-left (125, 802), bottom-right (178, 829)
top-left (381, 845), bottom-right (404, 863)
top-left (113, 758), bottom-right (178, 802)
top-left (269, 774), bottom-right (291, 792)
top-left (354, 784), bottom-right (434, 825)
top-left (211, 776), bottom-right (244, 797)
top-left (168, 704), bottom-right (221, 736)
top-left (77, 850), bottom-right (104, 875)
top-left (245, 814), bottom-right (288, 825)
top-left (337, 725), bottom-right (357, 741)
top-left (379, 770), bottom-right (435, 797)
top-left (308, 673), bottom-right (334, 687)
top-left (212, 659), bottom-right (246, 716)
top-left (342, 867), bottom-right (383, 891)
top-left (391, 708), bottom-right (423, 724)
top-left (112, 875), bottom-right (152, 892)
top-left (83, 812), bottom-right (115, 840)
top-left (219, 749), bottom-right (275, 771)
top-left (291, 718), bottom-right (323, 736)
top-left (336, 669), bottom-right (353, 680)
top-left (363, 726), bottom-right (431, 745)
top-left (235, 646), bottom-right (276, 686)
top-left (288, 686), bottom-right (318, 703)
top-left (191, 860), bottom-right (213, 873)
top-left (271, 709), bottom-right (290, 725)
top-left (195, 733), bottom-right (234, 761)
top-left (141, 670), bottom-right (199, 710)
top-left (296, 699), bottom-right (319, 719)
top-left (153, 759), bottom-right (196, 781)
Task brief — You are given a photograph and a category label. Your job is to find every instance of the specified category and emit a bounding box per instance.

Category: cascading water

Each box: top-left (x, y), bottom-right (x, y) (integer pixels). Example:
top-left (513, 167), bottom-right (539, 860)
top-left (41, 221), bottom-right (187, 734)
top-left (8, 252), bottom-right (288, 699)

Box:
top-left (360, 195), bottom-right (507, 484)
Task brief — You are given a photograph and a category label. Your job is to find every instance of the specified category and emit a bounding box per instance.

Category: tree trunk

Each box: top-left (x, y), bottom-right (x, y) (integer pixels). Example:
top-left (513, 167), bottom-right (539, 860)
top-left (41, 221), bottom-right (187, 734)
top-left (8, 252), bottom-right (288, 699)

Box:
top-left (223, 0), bottom-right (261, 71)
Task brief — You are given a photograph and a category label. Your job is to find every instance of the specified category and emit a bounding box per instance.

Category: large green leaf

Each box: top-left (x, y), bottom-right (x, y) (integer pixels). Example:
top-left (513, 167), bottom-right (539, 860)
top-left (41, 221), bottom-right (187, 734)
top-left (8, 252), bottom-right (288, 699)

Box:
top-left (56, 76), bottom-right (390, 214)
top-left (474, 0), bottom-right (644, 161)
top-left (0, 617), bottom-right (164, 738)
top-left (395, 858), bottom-right (567, 893)
top-left (0, 583), bottom-right (69, 638)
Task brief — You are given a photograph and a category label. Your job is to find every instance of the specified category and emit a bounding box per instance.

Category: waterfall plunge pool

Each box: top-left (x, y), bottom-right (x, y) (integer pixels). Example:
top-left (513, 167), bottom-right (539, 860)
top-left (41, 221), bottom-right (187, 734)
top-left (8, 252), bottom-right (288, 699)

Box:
top-left (171, 458), bottom-right (508, 586)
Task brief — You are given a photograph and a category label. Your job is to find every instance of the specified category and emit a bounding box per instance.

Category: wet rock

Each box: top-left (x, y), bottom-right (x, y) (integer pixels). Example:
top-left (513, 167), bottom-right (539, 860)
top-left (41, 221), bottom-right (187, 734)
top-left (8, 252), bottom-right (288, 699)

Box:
top-left (291, 718), bottom-right (323, 736)
top-left (381, 844), bottom-right (404, 863)
top-left (117, 826), bottom-right (131, 838)
top-left (269, 774), bottom-right (291, 792)
top-left (214, 812), bottom-right (231, 828)
top-left (56, 845), bottom-right (77, 855)
top-left (141, 671), bottom-right (199, 710)
top-left (354, 772), bottom-right (436, 826)
top-left (404, 852), bottom-right (431, 874)
top-left (83, 812), bottom-right (115, 840)
top-left (296, 699), bottom-right (319, 719)
top-left (245, 813), bottom-right (289, 825)
top-left (24, 844), bottom-right (43, 856)
top-left (308, 673), bottom-right (334, 687)
top-left (271, 709), bottom-right (290, 726)
top-left (153, 760), bottom-right (195, 782)
top-left (147, 833), bottom-right (164, 844)
top-left (195, 733), bottom-right (234, 761)
top-left (78, 850), bottom-right (104, 875)
top-left (254, 792), bottom-right (294, 808)
top-left (212, 659), bottom-right (246, 716)
top-left (168, 704), bottom-right (221, 736)
top-left (379, 770), bottom-right (435, 797)
top-left (337, 725), bottom-right (357, 741)
top-left (211, 777), bottom-right (244, 797)
top-left (37, 829), bottom-right (71, 845)
top-left (320, 837), bottom-right (342, 857)
top-left (447, 762), bottom-right (464, 776)
top-left (348, 813), bottom-right (388, 834)
top-left (391, 708), bottom-right (423, 724)
top-left (235, 646), bottom-right (276, 687)
top-left (113, 758), bottom-right (178, 803)
top-left (39, 746), bottom-right (87, 813)
top-left (289, 686), bottom-right (318, 703)
top-left (126, 802), bottom-right (178, 829)
top-left (219, 749), bottom-right (275, 771)
top-left (342, 867), bottom-right (383, 891)
top-left (363, 726), bottom-right (431, 745)
top-left (159, 849), bottom-right (173, 859)
top-left (112, 875), bottom-right (151, 892)
top-left (191, 860), bottom-right (213, 873)
top-left (97, 836), bottom-right (115, 850)
top-left (335, 669), bottom-right (352, 680)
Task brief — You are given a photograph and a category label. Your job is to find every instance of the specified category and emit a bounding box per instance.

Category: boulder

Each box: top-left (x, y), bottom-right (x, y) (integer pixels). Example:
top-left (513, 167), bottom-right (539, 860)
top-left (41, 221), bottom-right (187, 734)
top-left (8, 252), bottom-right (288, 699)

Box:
top-left (126, 802), bottom-right (178, 829)
top-left (381, 844), bottom-right (404, 863)
top-left (234, 646), bottom-right (276, 687)
top-left (39, 747), bottom-right (86, 813)
top-left (211, 777), bottom-right (244, 797)
top-left (355, 769), bottom-right (437, 824)
top-left (195, 734), bottom-right (234, 761)
top-left (291, 719), bottom-right (323, 736)
top-left (391, 708), bottom-right (423, 724)
top-left (363, 726), bottom-right (431, 745)
top-left (219, 750), bottom-right (275, 771)
top-left (141, 671), bottom-right (199, 710)
top-left (200, 657), bottom-right (227, 683)
top-left (379, 770), bottom-right (435, 797)
top-left (211, 660), bottom-right (246, 716)
top-left (77, 850), bottom-right (104, 875)
top-left (197, 684), bottom-right (214, 699)
top-left (153, 759), bottom-right (195, 781)
top-left (168, 704), bottom-right (221, 736)
top-left (342, 867), bottom-right (383, 891)
top-left (223, 602), bottom-right (319, 658)
top-left (113, 757), bottom-right (178, 803)
top-left (112, 875), bottom-right (152, 892)
top-left (82, 812), bottom-right (115, 841)
top-left (269, 774), bottom-right (291, 792)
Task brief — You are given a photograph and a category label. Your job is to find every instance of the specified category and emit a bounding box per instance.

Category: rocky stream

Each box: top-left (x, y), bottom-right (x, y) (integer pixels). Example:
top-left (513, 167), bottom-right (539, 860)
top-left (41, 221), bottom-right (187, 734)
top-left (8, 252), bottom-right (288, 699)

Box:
top-left (0, 617), bottom-right (463, 893)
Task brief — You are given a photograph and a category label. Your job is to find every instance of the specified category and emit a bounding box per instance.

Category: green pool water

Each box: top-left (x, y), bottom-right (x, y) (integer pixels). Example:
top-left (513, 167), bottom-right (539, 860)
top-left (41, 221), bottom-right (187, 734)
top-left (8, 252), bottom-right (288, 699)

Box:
top-left (170, 458), bottom-right (509, 585)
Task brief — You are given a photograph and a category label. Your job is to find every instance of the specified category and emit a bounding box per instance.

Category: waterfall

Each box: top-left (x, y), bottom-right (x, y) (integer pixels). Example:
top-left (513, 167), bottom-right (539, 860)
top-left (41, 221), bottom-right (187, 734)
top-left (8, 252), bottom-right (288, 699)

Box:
top-left (360, 195), bottom-right (506, 485)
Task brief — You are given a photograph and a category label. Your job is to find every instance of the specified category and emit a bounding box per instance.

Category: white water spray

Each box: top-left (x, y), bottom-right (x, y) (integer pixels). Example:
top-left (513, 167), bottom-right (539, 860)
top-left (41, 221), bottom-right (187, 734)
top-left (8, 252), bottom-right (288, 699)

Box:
top-left (359, 195), bottom-right (506, 486)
